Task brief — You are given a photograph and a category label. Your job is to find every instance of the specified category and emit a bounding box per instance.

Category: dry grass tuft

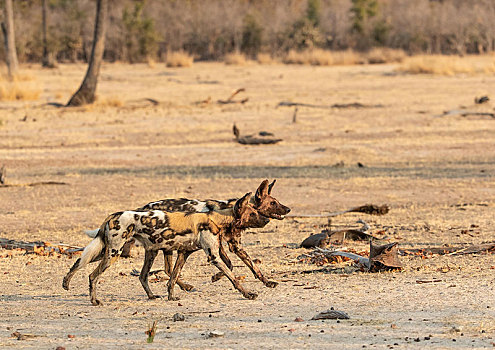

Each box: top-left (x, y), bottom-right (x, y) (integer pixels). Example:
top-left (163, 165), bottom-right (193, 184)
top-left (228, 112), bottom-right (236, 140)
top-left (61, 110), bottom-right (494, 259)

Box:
top-left (96, 96), bottom-right (124, 107)
top-left (283, 49), bottom-right (363, 66)
top-left (366, 48), bottom-right (406, 64)
top-left (256, 53), bottom-right (276, 65)
top-left (0, 82), bottom-right (41, 101)
top-left (224, 52), bottom-right (251, 65)
top-left (398, 55), bottom-right (495, 75)
top-left (166, 51), bottom-right (194, 68)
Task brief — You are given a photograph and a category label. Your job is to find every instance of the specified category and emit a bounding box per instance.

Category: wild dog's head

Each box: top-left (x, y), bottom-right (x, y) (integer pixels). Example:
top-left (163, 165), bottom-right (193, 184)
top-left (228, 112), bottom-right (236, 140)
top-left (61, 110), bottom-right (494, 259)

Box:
top-left (253, 179), bottom-right (291, 220)
top-left (234, 192), bottom-right (270, 229)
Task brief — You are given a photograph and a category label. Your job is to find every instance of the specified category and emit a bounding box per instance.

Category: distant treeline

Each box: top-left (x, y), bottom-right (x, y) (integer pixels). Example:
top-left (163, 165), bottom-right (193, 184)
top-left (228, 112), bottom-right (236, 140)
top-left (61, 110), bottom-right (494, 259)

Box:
top-left (2, 0), bottom-right (494, 63)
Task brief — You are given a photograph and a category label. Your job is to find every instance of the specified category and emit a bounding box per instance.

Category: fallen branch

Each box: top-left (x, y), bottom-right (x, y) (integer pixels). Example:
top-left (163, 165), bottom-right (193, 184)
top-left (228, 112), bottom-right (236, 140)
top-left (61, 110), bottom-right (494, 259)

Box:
top-left (277, 101), bottom-right (383, 109)
top-left (288, 204), bottom-right (390, 219)
top-left (440, 110), bottom-right (495, 119)
top-left (0, 238), bottom-right (82, 255)
top-left (218, 88), bottom-right (248, 104)
top-left (401, 243), bottom-right (495, 256)
top-left (0, 181), bottom-right (68, 188)
top-left (233, 123), bottom-right (282, 145)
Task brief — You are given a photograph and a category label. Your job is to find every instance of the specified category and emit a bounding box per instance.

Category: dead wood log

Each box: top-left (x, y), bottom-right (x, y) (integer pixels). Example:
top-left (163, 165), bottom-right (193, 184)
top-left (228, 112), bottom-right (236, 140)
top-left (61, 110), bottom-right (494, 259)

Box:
top-left (218, 88), bottom-right (248, 104)
top-left (474, 96), bottom-right (489, 104)
top-left (277, 101), bottom-right (383, 109)
top-left (289, 204), bottom-right (390, 219)
top-left (233, 123), bottom-right (282, 145)
top-left (401, 243), bottom-right (495, 256)
top-left (0, 238), bottom-right (82, 255)
top-left (311, 309), bottom-right (350, 320)
top-left (0, 181), bottom-right (68, 188)
top-left (440, 110), bottom-right (495, 119)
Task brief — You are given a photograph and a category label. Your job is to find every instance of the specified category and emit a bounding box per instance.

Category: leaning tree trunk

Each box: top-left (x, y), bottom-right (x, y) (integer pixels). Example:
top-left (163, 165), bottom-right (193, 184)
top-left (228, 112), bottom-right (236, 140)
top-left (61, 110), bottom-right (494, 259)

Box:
top-left (2, 0), bottom-right (19, 79)
top-left (67, 0), bottom-right (108, 106)
top-left (41, 0), bottom-right (56, 68)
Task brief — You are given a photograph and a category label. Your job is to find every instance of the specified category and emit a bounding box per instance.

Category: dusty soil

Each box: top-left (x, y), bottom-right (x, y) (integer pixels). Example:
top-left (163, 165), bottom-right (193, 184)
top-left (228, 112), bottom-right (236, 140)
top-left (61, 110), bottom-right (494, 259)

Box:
top-left (0, 62), bottom-right (494, 349)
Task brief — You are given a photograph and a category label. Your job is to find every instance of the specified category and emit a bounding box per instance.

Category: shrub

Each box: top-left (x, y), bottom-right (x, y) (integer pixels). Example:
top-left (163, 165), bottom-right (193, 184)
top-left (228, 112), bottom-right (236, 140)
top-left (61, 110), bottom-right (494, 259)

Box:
top-left (166, 51), bottom-right (194, 68)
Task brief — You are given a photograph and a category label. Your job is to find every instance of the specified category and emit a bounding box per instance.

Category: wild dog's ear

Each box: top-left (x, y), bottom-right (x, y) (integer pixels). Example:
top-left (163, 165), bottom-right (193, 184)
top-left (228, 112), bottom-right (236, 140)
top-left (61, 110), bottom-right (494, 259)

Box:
top-left (255, 180), bottom-right (270, 205)
top-left (234, 192), bottom-right (252, 218)
top-left (268, 179), bottom-right (276, 194)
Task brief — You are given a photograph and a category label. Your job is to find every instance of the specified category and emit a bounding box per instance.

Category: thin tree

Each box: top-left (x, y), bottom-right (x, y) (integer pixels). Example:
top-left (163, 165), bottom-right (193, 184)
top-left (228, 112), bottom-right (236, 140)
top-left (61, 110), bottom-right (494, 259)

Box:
top-left (41, 0), bottom-right (56, 68)
top-left (67, 0), bottom-right (108, 106)
top-left (1, 0), bottom-right (19, 79)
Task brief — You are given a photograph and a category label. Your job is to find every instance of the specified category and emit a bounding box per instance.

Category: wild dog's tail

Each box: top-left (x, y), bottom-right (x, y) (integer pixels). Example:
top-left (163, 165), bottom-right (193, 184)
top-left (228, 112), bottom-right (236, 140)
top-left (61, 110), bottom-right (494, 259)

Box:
top-left (84, 229), bottom-right (99, 238)
top-left (63, 220), bottom-right (108, 290)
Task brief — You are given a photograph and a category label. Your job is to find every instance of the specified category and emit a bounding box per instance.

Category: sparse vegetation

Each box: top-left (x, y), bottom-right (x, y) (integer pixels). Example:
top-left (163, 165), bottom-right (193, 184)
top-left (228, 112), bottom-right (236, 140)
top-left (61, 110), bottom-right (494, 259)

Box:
top-left (0, 82), bottom-right (41, 101)
top-left (166, 51), bottom-right (194, 68)
top-left (284, 49), bottom-right (363, 66)
top-left (224, 52), bottom-right (250, 66)
top-left (366, 48), bottom-right (406, 64)
top-left (398, 55), bottom-right (495, 75)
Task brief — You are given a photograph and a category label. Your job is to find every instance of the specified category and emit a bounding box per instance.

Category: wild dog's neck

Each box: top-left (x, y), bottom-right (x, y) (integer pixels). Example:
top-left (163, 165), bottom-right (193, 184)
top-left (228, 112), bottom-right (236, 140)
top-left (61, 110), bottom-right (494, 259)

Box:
top-left (207, 208), bottom-right (236, 235)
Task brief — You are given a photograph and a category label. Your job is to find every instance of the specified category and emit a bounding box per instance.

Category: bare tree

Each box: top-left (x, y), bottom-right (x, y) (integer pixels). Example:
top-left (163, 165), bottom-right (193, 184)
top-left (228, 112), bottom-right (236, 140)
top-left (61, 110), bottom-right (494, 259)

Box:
top-left (1, 0), bottom-right (19, 78)
top-left (67, 0), bottom-right (108, 106)
top-left (41, 0), bottom-right (56, 68)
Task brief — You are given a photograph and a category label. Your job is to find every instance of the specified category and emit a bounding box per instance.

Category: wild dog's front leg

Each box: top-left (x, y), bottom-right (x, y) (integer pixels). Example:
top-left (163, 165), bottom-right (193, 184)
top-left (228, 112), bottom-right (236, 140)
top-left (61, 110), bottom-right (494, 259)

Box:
top-left (140, 249), bottom-right (158, 299)
top-left (228, 240), bottom-right (278, 288)
top-left (200, 231), bottom-right (257, 300)
top-left (167, 250), bottom-right (193, 301)
top-left (211, 242), bottom-right (233, 283)
top-left (162, 250), bottom-right (194, 291)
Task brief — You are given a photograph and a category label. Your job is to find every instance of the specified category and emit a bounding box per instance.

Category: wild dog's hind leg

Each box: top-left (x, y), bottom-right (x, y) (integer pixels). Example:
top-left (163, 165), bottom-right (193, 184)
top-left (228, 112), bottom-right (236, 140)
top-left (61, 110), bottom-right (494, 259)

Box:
top-left (88, 246), bottom-right (118, 306)
top-left (162, 250), bottom-right (194, 291)
top-left (63, 237), bottom-right (104, 290)
top-left (200, 231), bottom-right (257, 300)
top-left (140, 249), bottom-right (159, 299)
top-left (167, 250), bottom-right (193, 301)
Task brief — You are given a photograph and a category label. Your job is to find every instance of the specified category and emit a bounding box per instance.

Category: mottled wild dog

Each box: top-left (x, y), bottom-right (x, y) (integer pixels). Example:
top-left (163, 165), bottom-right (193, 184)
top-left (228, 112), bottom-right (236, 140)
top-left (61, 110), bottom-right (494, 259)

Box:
top-left (84, 179), bottom-right (291, 290)
top-left (63, 193), bottom-right (269, 305)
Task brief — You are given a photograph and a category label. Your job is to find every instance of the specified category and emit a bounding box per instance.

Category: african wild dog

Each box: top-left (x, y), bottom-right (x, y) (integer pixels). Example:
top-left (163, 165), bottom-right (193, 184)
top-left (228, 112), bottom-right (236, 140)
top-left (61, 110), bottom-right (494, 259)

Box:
top-left (63, 193), bottom-right (269, 305)
top-left (84, 179), bottom-right (291, 291)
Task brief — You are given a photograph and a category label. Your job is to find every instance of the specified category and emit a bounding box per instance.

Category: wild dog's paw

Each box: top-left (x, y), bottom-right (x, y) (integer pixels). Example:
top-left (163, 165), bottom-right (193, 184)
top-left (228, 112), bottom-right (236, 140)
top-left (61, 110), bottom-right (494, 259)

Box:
top-left (91, 299), bottom-right (103, 306)
top-left (180, 283), bottom-right (195, 292)
top-left (211, 272), bottom-right (224, 283)
top-left (168, 295), bottom-right (180, 301)
top-left (243, 291), bottom-right (258, 300)
top-left (264, 280), bottom-right (278, 288)
top-left (148, 295), bottom-right (161, 300)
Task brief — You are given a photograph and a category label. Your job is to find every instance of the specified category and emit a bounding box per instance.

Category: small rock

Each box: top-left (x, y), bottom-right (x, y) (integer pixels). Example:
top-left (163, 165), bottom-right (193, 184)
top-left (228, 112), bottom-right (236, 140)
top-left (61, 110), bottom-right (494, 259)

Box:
top-left (56, 347), bottom-right (66, 350)
top-left (67, 334), bottom-right (75, 338)
top-left (391, 324), bottom-right (398, 329)
top-left (294, 317), bottom-right (304, 322)
top-left (172, 313), bottom-right (185, 322)
top-left (207, 330), bottom-right (224, 338)
top-left (311, 310), bottom-right (350, 320)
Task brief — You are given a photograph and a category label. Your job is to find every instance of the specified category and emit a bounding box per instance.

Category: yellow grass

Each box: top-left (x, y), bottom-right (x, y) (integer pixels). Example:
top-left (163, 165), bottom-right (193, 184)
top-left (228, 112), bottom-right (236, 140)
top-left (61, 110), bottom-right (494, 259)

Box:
top-left (95, 96), bottom-right (124, 107)
top-left (283, 49), bottom-right (363, 66)
top-left (398, 55), bottom-right (495, 75)
top-left (256, 53), bottom-right (276, 65)
top-left (224, 52), bottom-right (251, 65)
top-left (166, 51), bottom-right (194, 68)
top-left (366, 48), bottom-right (406, 64)
top-left (0, 82), bottom-right (41, 101)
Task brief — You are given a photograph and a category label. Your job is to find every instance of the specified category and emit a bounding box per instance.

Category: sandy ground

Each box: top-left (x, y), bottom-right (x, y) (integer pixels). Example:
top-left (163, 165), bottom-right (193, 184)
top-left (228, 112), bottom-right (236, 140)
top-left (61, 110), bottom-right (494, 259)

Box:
top-left (0, 62), bottom-right (494, 349)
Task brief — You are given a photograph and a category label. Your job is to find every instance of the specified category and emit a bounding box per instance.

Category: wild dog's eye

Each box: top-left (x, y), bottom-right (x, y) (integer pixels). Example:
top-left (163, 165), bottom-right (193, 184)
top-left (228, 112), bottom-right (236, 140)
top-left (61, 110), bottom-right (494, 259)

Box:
top-left (271, 201), bottom-right (276, 206)
top-left (250, 213), bottom-right (256, 218)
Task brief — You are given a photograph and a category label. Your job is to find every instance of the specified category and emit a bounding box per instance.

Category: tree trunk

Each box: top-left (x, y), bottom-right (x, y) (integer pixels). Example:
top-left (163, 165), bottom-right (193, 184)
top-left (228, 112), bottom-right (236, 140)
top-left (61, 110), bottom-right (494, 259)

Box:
top-left (67, 0), bottom-right (108, 106)
top-left (2, 0), bottom-right (19, 79)
top-left (41, 0), bottom-right (56, 68)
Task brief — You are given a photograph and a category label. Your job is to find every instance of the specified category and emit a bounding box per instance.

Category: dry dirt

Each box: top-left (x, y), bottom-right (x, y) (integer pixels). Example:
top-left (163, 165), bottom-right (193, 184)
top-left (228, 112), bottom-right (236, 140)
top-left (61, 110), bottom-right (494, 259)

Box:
top-left (0, 62), bottom-right (494, 349)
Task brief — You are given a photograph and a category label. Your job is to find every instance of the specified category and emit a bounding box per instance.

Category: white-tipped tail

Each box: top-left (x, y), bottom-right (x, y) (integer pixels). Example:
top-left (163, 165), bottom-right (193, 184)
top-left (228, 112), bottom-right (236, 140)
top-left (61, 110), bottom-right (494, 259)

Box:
top-left (79, 236), bottom-right (104, 265)
top-left (84, 229), bottom-right (99, 238)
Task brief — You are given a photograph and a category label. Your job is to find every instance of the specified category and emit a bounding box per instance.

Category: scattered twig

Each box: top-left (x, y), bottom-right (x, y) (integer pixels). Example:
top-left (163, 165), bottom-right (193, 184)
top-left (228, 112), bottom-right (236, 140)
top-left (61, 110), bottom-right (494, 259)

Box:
top-left (0, 165), bottom-right (5, 185)
top-left (0, 181), bottom-right (68, 188)
top-left (474, 96), bottom-right (489, 104)
top-left (218, 88), bottom-right (248, 104)
top-left (277, 101), bottom-right (383, 109)
top-left (416, 279), bottom-right (442, 284)
top-left (401, 243), bottom-right (495, 256)
top-left (292, 107), bottom-right (298, 123)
